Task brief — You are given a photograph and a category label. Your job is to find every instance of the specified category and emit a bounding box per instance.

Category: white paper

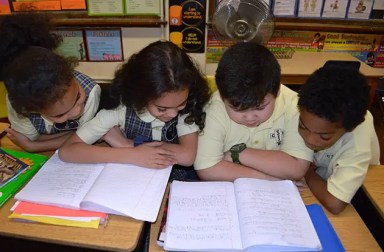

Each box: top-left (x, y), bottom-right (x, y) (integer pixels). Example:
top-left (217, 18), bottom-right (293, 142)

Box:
top-left (347, 0), bottom-right (374, 19)
top-left (322, 0), bottom-right (349, 18)
top-left (15, 153), bottom-right (104, 209)
top-left (81, 163), bottom-right (171, 221)
top-left (273, 0), bottom-right (298, 16)
top-left (234, 179), bottom-right (321, 251)
top-left (15, 152), bottom-right (172, 222)
top-left (164, 181), bottom-right (243, 251)
top-left (165, 179), bottom-right (322, 252)
top-left (297, 0), bottom-right (324, 17)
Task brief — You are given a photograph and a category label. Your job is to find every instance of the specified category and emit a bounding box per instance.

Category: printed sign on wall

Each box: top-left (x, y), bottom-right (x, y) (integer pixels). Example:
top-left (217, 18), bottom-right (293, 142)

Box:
top-left (169, 0), bottom-right (206, 53)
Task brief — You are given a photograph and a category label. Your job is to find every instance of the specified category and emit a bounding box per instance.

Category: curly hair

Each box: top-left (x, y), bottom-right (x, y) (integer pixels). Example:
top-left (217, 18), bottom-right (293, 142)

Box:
top-left (215, 42), bottom-right (281, 111)
top-left (0, 13), bottom-right (73, 116)
top-left (100, 40), bottom-right (210, 131)
top-left (298, 66), bottom-right (369, 131)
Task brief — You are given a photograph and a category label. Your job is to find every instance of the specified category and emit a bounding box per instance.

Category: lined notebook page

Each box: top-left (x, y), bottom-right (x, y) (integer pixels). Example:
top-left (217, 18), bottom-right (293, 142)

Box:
top-left (165, 181), bottom-right (242, 251)
top-left (81, 163), bottom-right (172, 222)
top-left (15, 152), bottom-right (104, 209)
top-left (234, 179), bottom-right (321, 251)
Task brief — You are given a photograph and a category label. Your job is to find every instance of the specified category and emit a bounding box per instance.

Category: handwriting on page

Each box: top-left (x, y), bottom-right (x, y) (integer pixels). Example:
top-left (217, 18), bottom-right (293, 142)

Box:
top-left (15, 153), bottom-right (104, 208)
top-left (166, 182), bottom-right (242, 250)
top-left (235, 179), bottom-right (315, 248)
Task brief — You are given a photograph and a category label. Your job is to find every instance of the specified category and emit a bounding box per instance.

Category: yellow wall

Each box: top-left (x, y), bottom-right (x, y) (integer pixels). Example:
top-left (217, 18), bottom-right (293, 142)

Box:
top-left (0, 82), bottom-right (7, 118)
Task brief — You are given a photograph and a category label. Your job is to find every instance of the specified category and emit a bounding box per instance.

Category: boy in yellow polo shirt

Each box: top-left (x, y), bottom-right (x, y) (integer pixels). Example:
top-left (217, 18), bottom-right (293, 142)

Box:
top-left (297, 66), bottom-right (380, 214)
top-left (194, 42), bottom-right (313, 181)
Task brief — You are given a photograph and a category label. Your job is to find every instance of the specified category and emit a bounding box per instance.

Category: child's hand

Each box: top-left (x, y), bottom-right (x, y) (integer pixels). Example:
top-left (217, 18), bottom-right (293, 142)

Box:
top-left (132, 142), bottom-right (177, 169)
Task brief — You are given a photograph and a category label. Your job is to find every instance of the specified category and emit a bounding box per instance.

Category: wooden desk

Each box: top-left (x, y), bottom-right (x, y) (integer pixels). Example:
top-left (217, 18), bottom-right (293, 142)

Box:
top-left (278, 51), bottom-right (384, 107)
top-left (149, 186), bottom-right (382, 252)
top-left (363, 165), bottom-right (384, 219)
top-left (0, 124), bottom-right (144, 251)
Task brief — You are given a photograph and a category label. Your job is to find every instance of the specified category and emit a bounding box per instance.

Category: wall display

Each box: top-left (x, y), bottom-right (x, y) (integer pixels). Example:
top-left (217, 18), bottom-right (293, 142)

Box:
top-left (125, 0), bottom-right (161, 15)
top-left (169, 0), bottom-right (206, 53)
top-left (347, 0), bottom-right (374, 19)
top-left (321, 0), bottom-right (349, 18)
top-left (85, 29), bottom-right (124, 62)
top-left (273, 0), bottom-right (298, 16)
top-left (87, 0), bottom-right (125, 16)
top-left (60, 0), bottom-right (86, 10)
top-left (267, 30), bottom-right (324, 51)
top-left (370, 0), bottom-right (384, 18)
top-left (207, 27), bottom-right (384, 68)
top-left (297, 0), bottom-right (324, 17)
top-left (0, 0), bottom-right (11, 14)
top-left (11, 0), bottom-right (61, 11)
top-left (372, 37), bottom-right (384, 67)
top-left (52, 30), bottom-right (87, 61)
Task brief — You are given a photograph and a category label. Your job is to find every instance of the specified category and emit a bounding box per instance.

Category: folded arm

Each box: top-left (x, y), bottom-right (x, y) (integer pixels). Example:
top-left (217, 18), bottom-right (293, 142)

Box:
top-left (239, 148), bottom-right (311, 181)
top-left (5, 127), bottom-right (73, 152)
top-left (304, 165), bottom-right (347, 215)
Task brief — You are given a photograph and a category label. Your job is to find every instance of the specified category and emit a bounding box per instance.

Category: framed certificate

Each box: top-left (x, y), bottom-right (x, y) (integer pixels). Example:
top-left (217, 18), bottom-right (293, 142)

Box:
top-left (85, 29), bottom-right (124, 62)
top-left (52, 30), bottom-right (87, 61)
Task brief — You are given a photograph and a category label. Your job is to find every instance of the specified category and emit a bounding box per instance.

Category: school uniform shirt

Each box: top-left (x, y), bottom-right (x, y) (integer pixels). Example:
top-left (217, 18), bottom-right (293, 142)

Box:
top-left (6, 71), bottom-right (101, 141)
top-left (76, 105), bottom-right (199, 145)
top-left (314, 111), bottom-right (380, 203)
top-left (194, 85), bottom-right (313, 171)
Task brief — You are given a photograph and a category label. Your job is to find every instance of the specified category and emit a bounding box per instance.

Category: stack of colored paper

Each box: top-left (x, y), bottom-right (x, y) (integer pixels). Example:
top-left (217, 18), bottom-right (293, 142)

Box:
top-left (9, 201), bottom-right (108, 229)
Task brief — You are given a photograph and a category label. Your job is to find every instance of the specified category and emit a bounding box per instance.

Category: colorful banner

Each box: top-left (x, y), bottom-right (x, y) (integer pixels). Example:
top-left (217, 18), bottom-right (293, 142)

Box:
top-left (206, 28), bottom-right (384, 67)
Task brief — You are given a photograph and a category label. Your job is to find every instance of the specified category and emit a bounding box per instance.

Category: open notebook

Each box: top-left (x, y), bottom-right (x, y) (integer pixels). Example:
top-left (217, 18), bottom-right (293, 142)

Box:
top-left (15, 152), bottom-right (172, 222)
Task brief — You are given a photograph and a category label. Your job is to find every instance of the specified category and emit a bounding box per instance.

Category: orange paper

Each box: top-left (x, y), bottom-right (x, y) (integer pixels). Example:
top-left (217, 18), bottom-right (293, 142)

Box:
top-left (60, 0), bottom-right (86, 10)
top-left (13, 201), bottom-right (107, 219)
top-left (0, 6), bottom-right (11, 15)
top-left (12, 1), bottom-right (61, 11)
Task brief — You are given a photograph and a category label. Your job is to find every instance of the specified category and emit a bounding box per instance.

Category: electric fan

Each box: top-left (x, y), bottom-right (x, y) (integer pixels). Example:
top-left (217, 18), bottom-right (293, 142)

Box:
top-left (212, 0), bottom-right (275, 45)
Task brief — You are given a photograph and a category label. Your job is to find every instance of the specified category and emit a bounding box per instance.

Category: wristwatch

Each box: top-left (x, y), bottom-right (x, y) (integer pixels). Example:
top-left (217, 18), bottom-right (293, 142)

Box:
top-left (230, 143), bottom-right (247, 164)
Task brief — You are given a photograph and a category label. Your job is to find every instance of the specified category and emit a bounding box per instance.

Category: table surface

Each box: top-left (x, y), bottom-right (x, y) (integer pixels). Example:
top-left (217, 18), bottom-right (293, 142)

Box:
top-left (363, 165), bottom-right (384, 219)
top-left (149, 184), bottom-right (382, 252)
top-left (0, 123), bottom-right (144, 251)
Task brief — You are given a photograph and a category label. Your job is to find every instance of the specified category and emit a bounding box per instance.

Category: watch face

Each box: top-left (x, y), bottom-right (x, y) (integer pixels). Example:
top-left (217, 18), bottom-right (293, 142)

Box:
top-left (231, 143), bottom-right (246, 152)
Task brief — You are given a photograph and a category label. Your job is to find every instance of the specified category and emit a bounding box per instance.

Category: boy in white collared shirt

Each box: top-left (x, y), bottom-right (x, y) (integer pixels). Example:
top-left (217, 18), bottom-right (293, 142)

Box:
top-left (297, 66), bottom-right (380, 214)
top-left (194, 42), bottom-right (313, 181)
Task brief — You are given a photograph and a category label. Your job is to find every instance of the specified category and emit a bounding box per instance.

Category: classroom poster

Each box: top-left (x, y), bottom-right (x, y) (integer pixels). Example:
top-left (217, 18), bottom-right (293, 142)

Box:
top-left (266, 30), bottom-right (323, 51)
top-left (0, 0), bottom-right (11, 14)
top-left (347, 0), bottom-right (374, 19)
top-left (52, 30), bottom-right (86, 61)
top-left (85, 29), bottom-right (124, 62)
top-left (297, 0), bottom-right (324, 17)
top-left (321, 0), bottom-right (349, 18)
top-left (60, 0), bottom-right (87, 10)
top-left (125, 0), bottom-right (161, 15)
top-left (206, 28), bottom-right (384, 68)
top-left (169, 0), bottom-right (206, 53)
top-left (87, 0), bottom-right (125, 16)
top-left (370, 37), bottom-right (384, 68)
top-left (273, 0), bottom-right (298, 16)
top-left (11, 0), bottom-right (61, 11)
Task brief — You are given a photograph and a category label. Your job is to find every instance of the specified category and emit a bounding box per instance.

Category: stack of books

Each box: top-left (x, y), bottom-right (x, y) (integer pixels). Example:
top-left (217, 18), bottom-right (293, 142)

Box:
top-left (9, 200), bottom-right (107, 229)
top-left (8, 152), bottom-right (172, 228)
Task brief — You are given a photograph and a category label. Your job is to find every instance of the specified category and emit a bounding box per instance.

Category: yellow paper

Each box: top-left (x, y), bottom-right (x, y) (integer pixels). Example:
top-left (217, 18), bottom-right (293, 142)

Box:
top-left (9, 212), bottom-right (100, 228)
